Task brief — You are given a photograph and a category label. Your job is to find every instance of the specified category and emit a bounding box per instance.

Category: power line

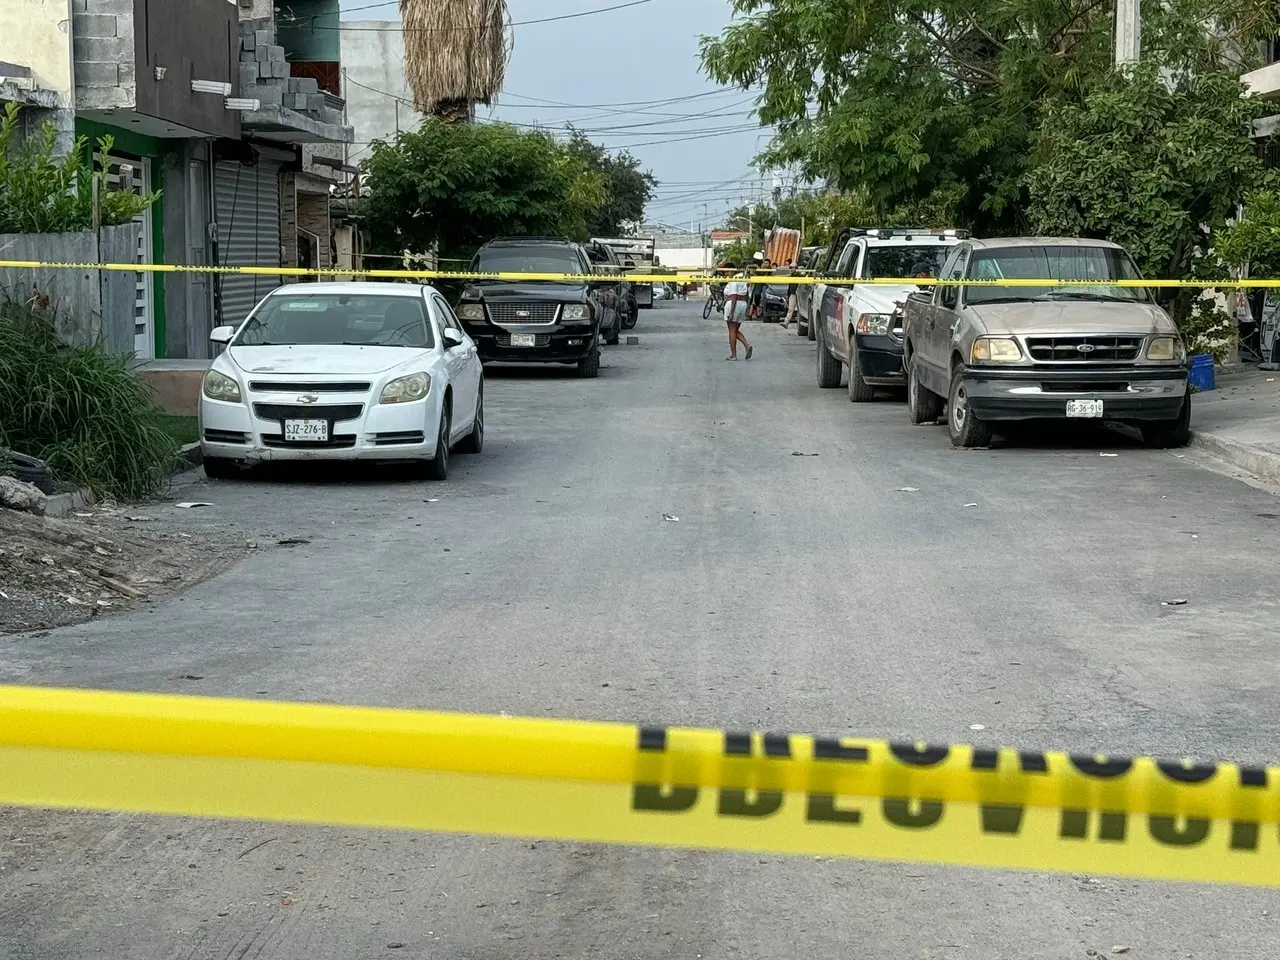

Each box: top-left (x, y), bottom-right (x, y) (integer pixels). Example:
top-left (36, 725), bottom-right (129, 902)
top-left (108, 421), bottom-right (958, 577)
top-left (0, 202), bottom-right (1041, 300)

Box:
top-left (294, 0), bottom-right (654, 31)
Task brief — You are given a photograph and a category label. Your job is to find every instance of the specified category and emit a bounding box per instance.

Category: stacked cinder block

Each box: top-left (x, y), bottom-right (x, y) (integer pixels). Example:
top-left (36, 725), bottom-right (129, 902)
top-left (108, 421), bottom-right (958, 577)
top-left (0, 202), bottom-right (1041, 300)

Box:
top-left (235, 18), bottom-right (343, 125)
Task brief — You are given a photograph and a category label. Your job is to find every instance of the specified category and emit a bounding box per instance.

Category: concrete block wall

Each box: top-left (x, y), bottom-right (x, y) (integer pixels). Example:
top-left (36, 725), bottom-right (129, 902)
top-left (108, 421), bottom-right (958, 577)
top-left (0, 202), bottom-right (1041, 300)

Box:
top-left (236, 17), bottom-right (345, 127)
top-left (72, 0), bottom-right (136, 111)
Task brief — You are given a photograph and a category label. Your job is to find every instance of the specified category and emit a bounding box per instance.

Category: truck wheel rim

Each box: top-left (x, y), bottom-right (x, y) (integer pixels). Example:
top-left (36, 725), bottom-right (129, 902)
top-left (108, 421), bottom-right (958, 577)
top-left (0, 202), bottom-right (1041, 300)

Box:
top-left (952, 384), bottom-right (967, 430)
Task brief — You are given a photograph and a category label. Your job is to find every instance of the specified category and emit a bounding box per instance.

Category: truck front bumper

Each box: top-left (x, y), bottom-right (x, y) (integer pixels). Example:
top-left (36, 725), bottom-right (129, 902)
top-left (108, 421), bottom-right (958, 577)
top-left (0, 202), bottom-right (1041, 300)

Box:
top-left (853, 333), bottom-right (905, 386)
top-left (964, 366), bottom-right (1188, 421)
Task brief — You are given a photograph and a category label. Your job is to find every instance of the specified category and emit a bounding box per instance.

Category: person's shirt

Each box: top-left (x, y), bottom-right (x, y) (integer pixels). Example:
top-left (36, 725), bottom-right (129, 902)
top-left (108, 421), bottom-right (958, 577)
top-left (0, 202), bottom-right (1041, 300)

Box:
top-left (724, 272), bottom-right (749, 298)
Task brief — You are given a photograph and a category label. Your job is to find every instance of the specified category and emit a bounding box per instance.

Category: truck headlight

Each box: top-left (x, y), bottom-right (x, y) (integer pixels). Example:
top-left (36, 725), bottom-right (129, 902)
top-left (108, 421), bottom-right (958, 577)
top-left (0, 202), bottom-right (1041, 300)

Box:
top-left (380, 372), bottom-right (431, 404)
top-left (562, 304), bottom-right (590, 321)
top-left (456, 303), bottom-right (485, 321)
top-left (1147, 336), bottom-right (1184, 361)
top-left (971, 337), bottom-right (1022, 363)
top-left (855, 313), bottom-right (894, 336)
top-left (202, 369), bottom-right (241, 402)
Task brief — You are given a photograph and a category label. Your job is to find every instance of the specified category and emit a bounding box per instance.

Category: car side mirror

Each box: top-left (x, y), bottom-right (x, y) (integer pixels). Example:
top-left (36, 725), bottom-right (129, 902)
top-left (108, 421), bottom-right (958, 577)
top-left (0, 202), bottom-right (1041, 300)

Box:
top-left (622, 260), bottom-right (636, 268)
top-left (443, 328), bottom-right (464, 349)
top-left (209, 325), bottom-right (235, 345)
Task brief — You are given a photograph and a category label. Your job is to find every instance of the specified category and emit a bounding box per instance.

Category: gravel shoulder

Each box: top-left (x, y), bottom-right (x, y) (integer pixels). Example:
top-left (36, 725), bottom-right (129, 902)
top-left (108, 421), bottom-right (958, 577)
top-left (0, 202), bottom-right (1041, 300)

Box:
top-left (0, 499), bottom-right (249, 634)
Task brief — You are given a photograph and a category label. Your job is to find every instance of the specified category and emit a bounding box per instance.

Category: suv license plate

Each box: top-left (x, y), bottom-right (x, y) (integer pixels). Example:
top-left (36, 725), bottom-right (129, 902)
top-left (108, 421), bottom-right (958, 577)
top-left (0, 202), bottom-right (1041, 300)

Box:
top-left (284, 419), bottom-right (328, 441)
top-left (510, 333), bottom-right (536, 347)
top-left (1065, 399), bottom-right (1104, 418)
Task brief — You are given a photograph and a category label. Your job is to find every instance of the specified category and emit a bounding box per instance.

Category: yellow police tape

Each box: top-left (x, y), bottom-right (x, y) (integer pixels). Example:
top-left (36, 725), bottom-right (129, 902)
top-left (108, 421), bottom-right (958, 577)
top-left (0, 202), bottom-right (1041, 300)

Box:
top-left (0, 258), bottom-right (1276, 287)
top-left (1, 684), bottom-right (1277, 886)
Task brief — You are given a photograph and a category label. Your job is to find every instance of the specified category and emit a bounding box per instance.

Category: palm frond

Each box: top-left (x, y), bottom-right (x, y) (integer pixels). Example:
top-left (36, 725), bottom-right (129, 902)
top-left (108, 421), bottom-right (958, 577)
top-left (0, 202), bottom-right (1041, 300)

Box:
top-left (400, 0), bottom-right (512, 119)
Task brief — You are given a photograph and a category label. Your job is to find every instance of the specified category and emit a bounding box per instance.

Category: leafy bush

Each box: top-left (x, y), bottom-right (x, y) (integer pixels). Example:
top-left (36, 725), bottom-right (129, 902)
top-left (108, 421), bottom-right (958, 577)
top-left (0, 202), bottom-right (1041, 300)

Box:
top-left (0, 295), bottom-right (178, 500)
top-left (0, 102), bottom-right (157, 234)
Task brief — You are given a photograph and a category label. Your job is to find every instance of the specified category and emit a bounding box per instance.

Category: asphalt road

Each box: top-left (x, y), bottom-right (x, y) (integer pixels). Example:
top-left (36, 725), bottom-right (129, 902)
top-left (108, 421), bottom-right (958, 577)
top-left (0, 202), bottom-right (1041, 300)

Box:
top-left (4, 299), bottom-right (1280, 958)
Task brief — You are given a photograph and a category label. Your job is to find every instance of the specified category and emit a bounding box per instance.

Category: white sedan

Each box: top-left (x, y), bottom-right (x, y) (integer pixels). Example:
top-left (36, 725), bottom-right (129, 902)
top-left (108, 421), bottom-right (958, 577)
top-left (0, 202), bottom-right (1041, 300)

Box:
top-left (200, 282), bottom-right (484, 482)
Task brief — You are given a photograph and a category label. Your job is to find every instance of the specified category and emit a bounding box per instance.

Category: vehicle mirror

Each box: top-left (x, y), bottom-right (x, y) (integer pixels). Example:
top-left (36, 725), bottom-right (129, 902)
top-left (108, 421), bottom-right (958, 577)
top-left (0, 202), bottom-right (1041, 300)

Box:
top-left (443, 328), bottom-right (464, 349)
top-left (209, 325), bottom-right (235, 345)
top-left (622, 259), bottom-right (636, 268)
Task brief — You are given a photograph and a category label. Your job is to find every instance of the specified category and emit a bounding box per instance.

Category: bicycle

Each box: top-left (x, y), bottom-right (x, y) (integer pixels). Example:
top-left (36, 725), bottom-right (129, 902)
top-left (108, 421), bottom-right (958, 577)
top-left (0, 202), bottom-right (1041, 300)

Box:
top-left (702, 287), bottom-right (725, 319)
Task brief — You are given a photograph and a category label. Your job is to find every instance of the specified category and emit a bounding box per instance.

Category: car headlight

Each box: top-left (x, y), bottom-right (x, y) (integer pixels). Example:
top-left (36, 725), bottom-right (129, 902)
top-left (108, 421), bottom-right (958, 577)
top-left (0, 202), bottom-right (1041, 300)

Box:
top-left (855, 313), bottom-right (894, 336)
top-left (202, 369), bottom-right (241, 402)
top-left (1147, 336), bottom-right (1185, 361)
top-left (379, 372), bottom-right (431, 404)
top-left (971, 337), bottom-right (1022, 363)
top-left (562, 303), bottom-right (590, 321)
top-left (456, 303), bottom-right (485, 321)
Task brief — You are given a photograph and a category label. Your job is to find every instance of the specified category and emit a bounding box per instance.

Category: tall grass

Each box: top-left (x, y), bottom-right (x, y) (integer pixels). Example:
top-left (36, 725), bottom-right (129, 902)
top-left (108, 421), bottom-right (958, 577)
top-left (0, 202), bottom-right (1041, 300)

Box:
top-left (0, 295), bottom-right (178, 500)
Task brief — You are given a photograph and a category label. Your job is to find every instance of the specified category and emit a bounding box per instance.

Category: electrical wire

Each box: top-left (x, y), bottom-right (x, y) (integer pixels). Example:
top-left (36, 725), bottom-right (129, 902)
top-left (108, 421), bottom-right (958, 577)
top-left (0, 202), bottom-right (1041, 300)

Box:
top-left (289, 0), bottom-right (654, 31)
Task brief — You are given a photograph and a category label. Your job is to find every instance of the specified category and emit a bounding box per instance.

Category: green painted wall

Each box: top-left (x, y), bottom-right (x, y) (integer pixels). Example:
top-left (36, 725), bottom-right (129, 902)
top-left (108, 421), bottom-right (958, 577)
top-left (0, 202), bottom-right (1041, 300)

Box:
top-left (73, 118), bottom-right (168, 357)
top-left (278, 0), bottom-right (341, 61)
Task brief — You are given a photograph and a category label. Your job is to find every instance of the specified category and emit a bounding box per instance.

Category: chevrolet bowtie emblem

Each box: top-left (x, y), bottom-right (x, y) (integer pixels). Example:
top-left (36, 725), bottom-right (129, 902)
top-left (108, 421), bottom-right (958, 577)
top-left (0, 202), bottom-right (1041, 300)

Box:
top-left (297, 394), bottom-right (320, 404)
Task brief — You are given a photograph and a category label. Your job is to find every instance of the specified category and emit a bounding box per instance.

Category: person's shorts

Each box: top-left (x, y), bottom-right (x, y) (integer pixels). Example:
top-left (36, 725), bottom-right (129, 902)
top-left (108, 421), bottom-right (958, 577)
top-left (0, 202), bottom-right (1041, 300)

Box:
top-left (726, 298), bottom-right (746, 323)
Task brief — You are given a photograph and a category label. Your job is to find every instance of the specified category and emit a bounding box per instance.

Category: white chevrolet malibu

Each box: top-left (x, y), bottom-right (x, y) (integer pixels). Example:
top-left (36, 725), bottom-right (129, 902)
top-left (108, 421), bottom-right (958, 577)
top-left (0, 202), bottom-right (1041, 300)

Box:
top-left (199, 283), bottom-right (484, 481)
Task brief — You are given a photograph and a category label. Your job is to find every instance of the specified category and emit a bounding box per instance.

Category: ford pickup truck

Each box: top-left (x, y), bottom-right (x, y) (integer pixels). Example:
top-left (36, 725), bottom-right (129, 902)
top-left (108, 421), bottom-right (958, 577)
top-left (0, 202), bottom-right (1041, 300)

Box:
top-left (814, 228), bottom-right (967, 401)
top-left (900, 237), bottom-right (1190, 448)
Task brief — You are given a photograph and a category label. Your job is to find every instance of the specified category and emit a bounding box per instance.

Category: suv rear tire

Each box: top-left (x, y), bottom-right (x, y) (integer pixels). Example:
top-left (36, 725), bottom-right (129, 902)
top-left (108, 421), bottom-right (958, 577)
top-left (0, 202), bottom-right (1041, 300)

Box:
top-left (947, 369), bottom-right (994, 448)
top-left (815, 323), bottom-right (842, 389)
top-left (1140, 393), bottom-right (1191, 448)
top-left (907, 356), bottom-right (943, 424)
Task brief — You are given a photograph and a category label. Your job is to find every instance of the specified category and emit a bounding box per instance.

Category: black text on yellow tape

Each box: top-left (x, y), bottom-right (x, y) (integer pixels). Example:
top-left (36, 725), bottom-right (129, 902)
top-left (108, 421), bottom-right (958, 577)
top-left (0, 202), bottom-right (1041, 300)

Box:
top-left (0, 258), bottom-right (1276, 288)
top-left (1, 685), bottom-right (1276, 886)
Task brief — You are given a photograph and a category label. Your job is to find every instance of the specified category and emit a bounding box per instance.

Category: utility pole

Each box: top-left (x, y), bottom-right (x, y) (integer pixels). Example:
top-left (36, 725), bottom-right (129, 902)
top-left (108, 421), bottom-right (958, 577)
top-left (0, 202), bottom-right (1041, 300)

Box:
top-left (1115, 0), bottom-right (1140, 66)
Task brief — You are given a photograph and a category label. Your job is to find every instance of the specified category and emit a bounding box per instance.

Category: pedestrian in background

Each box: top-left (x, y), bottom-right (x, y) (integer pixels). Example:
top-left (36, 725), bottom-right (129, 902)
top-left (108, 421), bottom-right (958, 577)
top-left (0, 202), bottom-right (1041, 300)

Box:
top-left (723, 262), bottom-right (754, 360)
top-left (776, 262), bottom-right (798, 329)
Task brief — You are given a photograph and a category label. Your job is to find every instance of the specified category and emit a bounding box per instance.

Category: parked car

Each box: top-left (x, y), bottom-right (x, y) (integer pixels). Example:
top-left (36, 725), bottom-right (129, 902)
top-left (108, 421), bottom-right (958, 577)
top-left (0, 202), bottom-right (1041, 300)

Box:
top-left (454, 237), bottom-right (624, 377)
top-left (585, 238), bottom-right (637, 329)
top-left (652, 284), bottom-right (672, 301)
top-left (794, 245), bottom-right (825, 339)
top-left (901, 237), bottom-right (1190, 448)
top-left (200, 282), bottom-right (484, 481)
top-left (815, 228), bottom-right (967, 400)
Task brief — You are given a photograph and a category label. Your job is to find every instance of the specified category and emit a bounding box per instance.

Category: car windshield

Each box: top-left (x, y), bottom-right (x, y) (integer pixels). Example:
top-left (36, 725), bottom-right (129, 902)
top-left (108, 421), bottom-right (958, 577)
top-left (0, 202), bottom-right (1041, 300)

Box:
top-left (965, 245), bottom-right (1150, 303)
top-left (861, 244), bottom-right (953, 280)
top-left (475, 247), bottom-right (584, 275)
top-left (235, 294), bottom-right (434, 348)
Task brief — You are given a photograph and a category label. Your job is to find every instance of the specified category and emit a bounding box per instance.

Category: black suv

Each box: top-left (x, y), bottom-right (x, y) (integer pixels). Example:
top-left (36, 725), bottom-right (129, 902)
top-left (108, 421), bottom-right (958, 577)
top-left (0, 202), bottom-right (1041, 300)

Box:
top-left (455, 238), bottom-right (623, 378)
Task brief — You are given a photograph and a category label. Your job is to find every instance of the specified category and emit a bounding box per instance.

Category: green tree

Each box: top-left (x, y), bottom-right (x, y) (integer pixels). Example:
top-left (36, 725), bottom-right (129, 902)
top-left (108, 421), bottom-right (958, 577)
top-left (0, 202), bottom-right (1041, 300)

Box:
top-left (1026, 63), bottom-right (1270, 283)
top-left (564, 129), bottom-right (657, 237)
top-left (362, 119), bottom-right (605, 261)
top-left (700, 0), bottom-right (1275, 235)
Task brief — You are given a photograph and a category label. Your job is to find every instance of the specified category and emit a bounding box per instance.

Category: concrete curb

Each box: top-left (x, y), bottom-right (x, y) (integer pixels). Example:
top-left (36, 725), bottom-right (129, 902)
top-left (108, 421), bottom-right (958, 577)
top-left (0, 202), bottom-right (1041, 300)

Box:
top-left (44, 486), bottom-right (97, 519)
top-left (1188, 430), bottom-right (1280, 485)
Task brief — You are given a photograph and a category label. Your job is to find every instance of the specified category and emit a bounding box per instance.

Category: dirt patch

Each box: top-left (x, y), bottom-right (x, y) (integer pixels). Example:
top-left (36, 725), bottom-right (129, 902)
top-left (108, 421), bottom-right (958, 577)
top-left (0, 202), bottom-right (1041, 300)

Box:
top-left (0, 506), bottom-right (247, 634)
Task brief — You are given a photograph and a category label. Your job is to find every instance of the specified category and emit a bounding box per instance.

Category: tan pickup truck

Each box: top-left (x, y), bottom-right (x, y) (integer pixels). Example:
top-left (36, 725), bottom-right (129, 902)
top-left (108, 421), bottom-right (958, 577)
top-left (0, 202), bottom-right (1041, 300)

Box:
top-left (901, 237), bottom-right (1190, 448)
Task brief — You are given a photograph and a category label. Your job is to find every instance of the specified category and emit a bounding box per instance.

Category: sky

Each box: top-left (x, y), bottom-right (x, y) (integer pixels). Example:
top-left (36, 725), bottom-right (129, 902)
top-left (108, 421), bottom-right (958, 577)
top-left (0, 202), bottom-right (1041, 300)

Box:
top-left (336, 0), bottom-right (774, 232)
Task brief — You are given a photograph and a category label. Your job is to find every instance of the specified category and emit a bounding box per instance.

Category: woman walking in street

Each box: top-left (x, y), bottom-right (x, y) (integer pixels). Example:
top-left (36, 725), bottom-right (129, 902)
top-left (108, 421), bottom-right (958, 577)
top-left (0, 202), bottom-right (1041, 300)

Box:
top-left (723, 262), bottom-right (754, 361)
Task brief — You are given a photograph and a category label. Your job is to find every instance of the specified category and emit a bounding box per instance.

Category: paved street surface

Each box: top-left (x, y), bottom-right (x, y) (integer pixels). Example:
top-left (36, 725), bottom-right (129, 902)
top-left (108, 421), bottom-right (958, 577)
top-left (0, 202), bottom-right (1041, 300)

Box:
top-left (5, 299), bottom-right (1280, 958)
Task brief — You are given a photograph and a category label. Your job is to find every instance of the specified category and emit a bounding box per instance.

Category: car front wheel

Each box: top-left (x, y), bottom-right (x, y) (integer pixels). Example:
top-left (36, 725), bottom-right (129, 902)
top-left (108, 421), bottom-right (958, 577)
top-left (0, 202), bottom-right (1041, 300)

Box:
top-left (1140, 393), bottom-right (1191, 448)
top-left (203, 456), bottom-right (242, 480)
top-left (457, 383), bottom-right (484, 454)
top-left (424, 403), bottom-right (451, 481)
top-left (947, 369), bottom-right (994, 448)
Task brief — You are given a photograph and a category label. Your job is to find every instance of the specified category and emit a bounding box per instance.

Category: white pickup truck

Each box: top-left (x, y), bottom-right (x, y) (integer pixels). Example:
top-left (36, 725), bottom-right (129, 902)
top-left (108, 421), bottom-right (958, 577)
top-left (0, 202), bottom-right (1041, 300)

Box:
top-left (814, 228), bottom-right (968, 401)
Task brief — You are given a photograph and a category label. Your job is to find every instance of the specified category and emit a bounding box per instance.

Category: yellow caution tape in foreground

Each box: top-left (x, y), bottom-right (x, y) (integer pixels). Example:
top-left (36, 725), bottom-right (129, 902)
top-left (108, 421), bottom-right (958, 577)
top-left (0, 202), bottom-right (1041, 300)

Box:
top-left (2, 685), bottom-right (1278, 887)
top-left (0, 258), bottom-right (1276, 287)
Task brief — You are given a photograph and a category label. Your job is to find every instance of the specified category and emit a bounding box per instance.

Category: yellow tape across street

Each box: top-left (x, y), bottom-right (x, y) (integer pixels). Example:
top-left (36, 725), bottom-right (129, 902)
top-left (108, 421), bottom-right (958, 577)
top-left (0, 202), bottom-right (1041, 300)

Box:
top-left (1, 684), bottom-right (1277, 887)
top-left (0, 259), bottom-right (1276, 287)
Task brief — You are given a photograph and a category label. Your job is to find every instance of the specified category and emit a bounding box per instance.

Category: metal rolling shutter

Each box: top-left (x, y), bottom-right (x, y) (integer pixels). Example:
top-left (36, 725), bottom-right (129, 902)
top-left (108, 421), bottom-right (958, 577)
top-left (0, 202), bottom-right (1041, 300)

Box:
top-left (214, 158), bottom-right (282, 326)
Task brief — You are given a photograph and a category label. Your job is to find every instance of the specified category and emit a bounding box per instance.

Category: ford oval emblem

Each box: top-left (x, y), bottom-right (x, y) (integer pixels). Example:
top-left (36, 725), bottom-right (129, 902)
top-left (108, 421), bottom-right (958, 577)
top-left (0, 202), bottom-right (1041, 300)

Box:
top-left (516, 310), bottom-right (530, 318)
top-left (297, 394), bottom-right (320, 404)
top-left (1075, 343), bottom-right (1095, 353)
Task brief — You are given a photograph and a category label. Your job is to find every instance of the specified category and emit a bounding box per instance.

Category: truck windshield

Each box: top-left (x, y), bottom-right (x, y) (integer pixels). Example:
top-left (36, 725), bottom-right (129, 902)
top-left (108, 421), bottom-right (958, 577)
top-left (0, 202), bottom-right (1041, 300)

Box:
top-left (966, 246), bottom-right (1150, 304)
top-left (475, 247), bottom-right (584, 275)
top-left (862, 244), bottom-right (952, 280)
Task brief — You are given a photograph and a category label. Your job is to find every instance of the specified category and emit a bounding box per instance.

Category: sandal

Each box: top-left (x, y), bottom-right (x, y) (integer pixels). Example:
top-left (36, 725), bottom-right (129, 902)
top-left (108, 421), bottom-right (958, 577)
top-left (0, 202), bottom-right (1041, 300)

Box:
top-left (745, 345), bottom-right (753, 360)
top-left (726, 356), bottom-right (738, 361)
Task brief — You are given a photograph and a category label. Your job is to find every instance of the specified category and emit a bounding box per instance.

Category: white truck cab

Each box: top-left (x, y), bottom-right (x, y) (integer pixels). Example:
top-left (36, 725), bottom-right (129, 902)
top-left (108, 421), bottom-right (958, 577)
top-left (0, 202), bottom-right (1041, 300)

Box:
top-left (814, 227), bottom-right (969, 401)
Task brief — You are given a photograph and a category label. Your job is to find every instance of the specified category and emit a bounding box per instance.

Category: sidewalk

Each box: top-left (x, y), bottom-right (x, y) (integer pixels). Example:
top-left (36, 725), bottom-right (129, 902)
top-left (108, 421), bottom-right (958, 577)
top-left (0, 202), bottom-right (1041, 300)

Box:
top-left (1189, 367), bottom-right (1280, 483)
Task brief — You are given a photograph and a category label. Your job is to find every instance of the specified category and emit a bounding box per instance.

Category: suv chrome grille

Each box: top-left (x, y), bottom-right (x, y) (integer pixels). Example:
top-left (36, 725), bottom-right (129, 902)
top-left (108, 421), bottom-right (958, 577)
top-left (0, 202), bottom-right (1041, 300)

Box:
top-left (487, 302), bottom-right (560, 324)
top-left (1025, 336), bottom-right (1142, 363)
